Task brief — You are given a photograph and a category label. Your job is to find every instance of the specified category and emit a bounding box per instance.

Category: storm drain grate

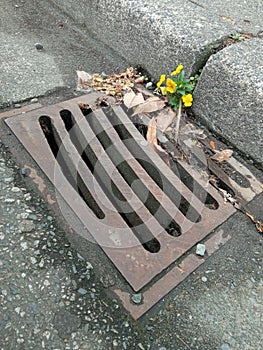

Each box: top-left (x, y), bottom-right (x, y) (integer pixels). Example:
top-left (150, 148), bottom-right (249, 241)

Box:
top-left (5, 93), bottom-right (262, 318)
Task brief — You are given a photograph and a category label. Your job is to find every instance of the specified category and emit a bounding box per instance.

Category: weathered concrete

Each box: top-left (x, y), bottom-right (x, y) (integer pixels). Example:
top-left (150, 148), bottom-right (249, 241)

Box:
top-left (193, 0), bottom-right (263, 34)
top-left (0, 0), bottom-right (128, 106)
top-left (50, 0), bottom-right (235, 78)
top-left (193, 38), bottom-right (263, 167)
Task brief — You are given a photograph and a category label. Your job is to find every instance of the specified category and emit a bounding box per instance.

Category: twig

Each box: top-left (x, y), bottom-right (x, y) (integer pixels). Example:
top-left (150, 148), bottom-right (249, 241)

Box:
top-left (174, 98), bottom-right (182, 143)
top-left (176, 334), bottom-right (191, 349)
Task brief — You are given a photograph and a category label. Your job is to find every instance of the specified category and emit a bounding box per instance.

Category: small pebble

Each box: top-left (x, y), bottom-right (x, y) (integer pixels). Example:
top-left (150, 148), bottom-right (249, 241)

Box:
top-left (11, 187), bottom-right (20, 193)
top-left (39, 258), bottom-right (45, 268)
top-left (14, 104), bottom-right (22, 108)
top-left (20, 168), bottom-right (27, 176)
top-left (221, 344), bottom-right (230, 350)
top-left (145, 82), bottom-right (153, 89)
top-left (201, 276), bottom-right (208, 282)
top-left (20, 242), bottom-right (28, 250)
top-left (30, 257), bottom-right (37, 264)
top-left (101, 72), bottom-right (107, 79)
top-left (77, 288), bottom-right (87, 295)
top-left (35, 43), bottom-right (44, 50)
top-left (131, 293), bottom-right (143, 304)
top-left (113, 340), bottom-right (118, 347)
top-left (196, 243), bottom-right (206, 256)
top-left (31, 98), bottom-right (38, 103)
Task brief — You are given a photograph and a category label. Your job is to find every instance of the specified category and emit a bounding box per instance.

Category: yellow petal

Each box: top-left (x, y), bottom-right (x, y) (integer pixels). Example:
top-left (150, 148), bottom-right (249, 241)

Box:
top-left (160, 87), bottom-right (167, 95)
top-left (157, 74), bottom-right (166, 88)
top-left (166, 78), bottom-right (177, 94)
top-left (171, 64), bottom-right (184, 76)
top-left (182, 93), bottom-right (193, 107)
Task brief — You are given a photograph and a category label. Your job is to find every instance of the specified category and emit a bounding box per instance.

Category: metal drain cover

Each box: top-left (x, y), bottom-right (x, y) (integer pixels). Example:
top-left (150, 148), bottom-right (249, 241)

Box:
top-left (5, 93), bottom-right (261, 318)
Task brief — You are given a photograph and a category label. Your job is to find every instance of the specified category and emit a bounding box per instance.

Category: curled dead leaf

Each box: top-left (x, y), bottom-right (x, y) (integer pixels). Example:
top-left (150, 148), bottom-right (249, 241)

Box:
top-left (245, 212), bottom-right (263, 233)
top-left (155, 107), bottom-right (176, 132)
top-left (146, 118), bottom-right (170, 166)
top-left (134, 76), bottom-right (145, 84)
top-left (123, 90), bottom-right (144, 109)
top-left (211, 149), bottom-right (233, 162)
top-left (132, 96), bottom-right (165, 116)
top-left (210, 140), bottom-right (216, 149)
top-left (76, 70), bottom-right (92, 90)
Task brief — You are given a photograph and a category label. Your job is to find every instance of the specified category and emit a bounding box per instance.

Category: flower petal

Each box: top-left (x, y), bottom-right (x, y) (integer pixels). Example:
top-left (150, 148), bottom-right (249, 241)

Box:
top-left (157, 74), bottom-right (166, 88)
top-left (160, 87), bottom-right (167, 95)
top-left (166, 78), bottom-right (177, 94)
top-left (182, 93), bottom-right (193, 107)
top-left (171, 64), bottom-right (184, 76)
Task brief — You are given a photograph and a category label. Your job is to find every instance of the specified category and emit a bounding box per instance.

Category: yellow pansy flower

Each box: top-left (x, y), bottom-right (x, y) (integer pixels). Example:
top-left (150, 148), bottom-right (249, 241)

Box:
top-left (182, 93), bottom-right (193, 107)
top-left (157, 74), bottom-right (166, 88)
top-left (166, 78), bottom-right (177, 94)
top-left (171, 64), bottom-right (184, 76)
top-left (159, 87), bottom-right (167, 95)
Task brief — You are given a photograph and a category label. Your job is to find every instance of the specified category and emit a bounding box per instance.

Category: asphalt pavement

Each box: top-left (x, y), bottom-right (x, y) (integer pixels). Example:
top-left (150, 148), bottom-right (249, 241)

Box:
top-left (0, 1), bottom-right (262, 349)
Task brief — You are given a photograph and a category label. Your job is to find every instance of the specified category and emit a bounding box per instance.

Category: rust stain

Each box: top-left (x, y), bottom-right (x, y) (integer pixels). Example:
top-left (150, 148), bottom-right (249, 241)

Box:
top-left (25, 165), bottom-right (46, 193)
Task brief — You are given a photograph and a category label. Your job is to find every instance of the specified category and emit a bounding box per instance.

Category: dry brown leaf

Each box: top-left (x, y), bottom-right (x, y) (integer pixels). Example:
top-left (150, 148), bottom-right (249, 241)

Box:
top-left (123, 90), bottom-right (144, 109)
top-left (245, 212), bottom-right (263, 233)
top-left (135, 85), bottom-right (155, 97)
top-left (134, 76), bottom-right (145, 84)
top-left (132, 96), bottom-right (165, 116)
top-left (76, 70), bottom-right (92, 89)
top-left (220, 15), bottom-right (236, 25)
top-left (155, 107), bottom-right (176, 132)
top-left (210, 140), bottom-right (216, 149)
top-left (211, 149), bottom-right (233, 162)
top-left (76, 67), bottom-right (140, 99)
top-left (146, 118), bottom-right (170, 166)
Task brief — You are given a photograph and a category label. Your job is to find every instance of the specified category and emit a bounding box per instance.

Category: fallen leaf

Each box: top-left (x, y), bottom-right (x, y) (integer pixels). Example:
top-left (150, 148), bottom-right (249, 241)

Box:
top-left (245, 212), bottom-right (263, 233)
top-left (146, 118), bottom-right (170, 165)
top-left (132, 96), bottom-right (165, 116)
top-left (134, 76), bottom-right (145, 84)
top-left (155, 107), bottom-right (176, 132)
top-left (123, 90), bottom-right (144, 109)
top-left (220, 15), bottom-right (236, 24)
top-left (135, 85), bottom-right (155, 97)
top-left (180, 123), bottom-right (207, 140)
top-left (211, 149), bottom-right (233, 162)
top-left (210, 140), bottom-right (216, 149)
top-left (76, 70), bottom-right (92, 89)
top-left (76, 67), bottom-right (140, 99)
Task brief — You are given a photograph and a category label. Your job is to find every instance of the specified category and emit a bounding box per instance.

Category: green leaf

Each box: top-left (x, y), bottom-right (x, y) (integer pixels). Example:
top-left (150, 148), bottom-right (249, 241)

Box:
top-left (176, 89), bottom-right (186, 95)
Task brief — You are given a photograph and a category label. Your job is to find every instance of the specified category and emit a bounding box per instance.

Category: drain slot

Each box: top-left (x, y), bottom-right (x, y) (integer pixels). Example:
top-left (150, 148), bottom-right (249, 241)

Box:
top-left (39, 115), bottom-right (105, 219)
top-left (101, 107), bottom-right (205, 222)
top-left (85, 112), bottom-right (183, 236)
top-left (59, 110), bottom-right (161, 253)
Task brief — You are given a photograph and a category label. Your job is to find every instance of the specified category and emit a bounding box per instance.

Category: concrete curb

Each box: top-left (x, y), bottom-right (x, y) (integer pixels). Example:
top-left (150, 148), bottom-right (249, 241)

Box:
top-left (49, 0), bottom-right (263, 167)
top-left (50, 0), bottom-right (234, 77)
top-left (193, 38), bottom-right (263, 167)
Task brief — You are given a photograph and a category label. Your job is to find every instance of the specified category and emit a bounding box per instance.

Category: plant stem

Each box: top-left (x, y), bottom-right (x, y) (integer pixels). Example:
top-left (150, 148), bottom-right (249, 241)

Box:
top-left (175, 98), bottom-right (182, 143)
